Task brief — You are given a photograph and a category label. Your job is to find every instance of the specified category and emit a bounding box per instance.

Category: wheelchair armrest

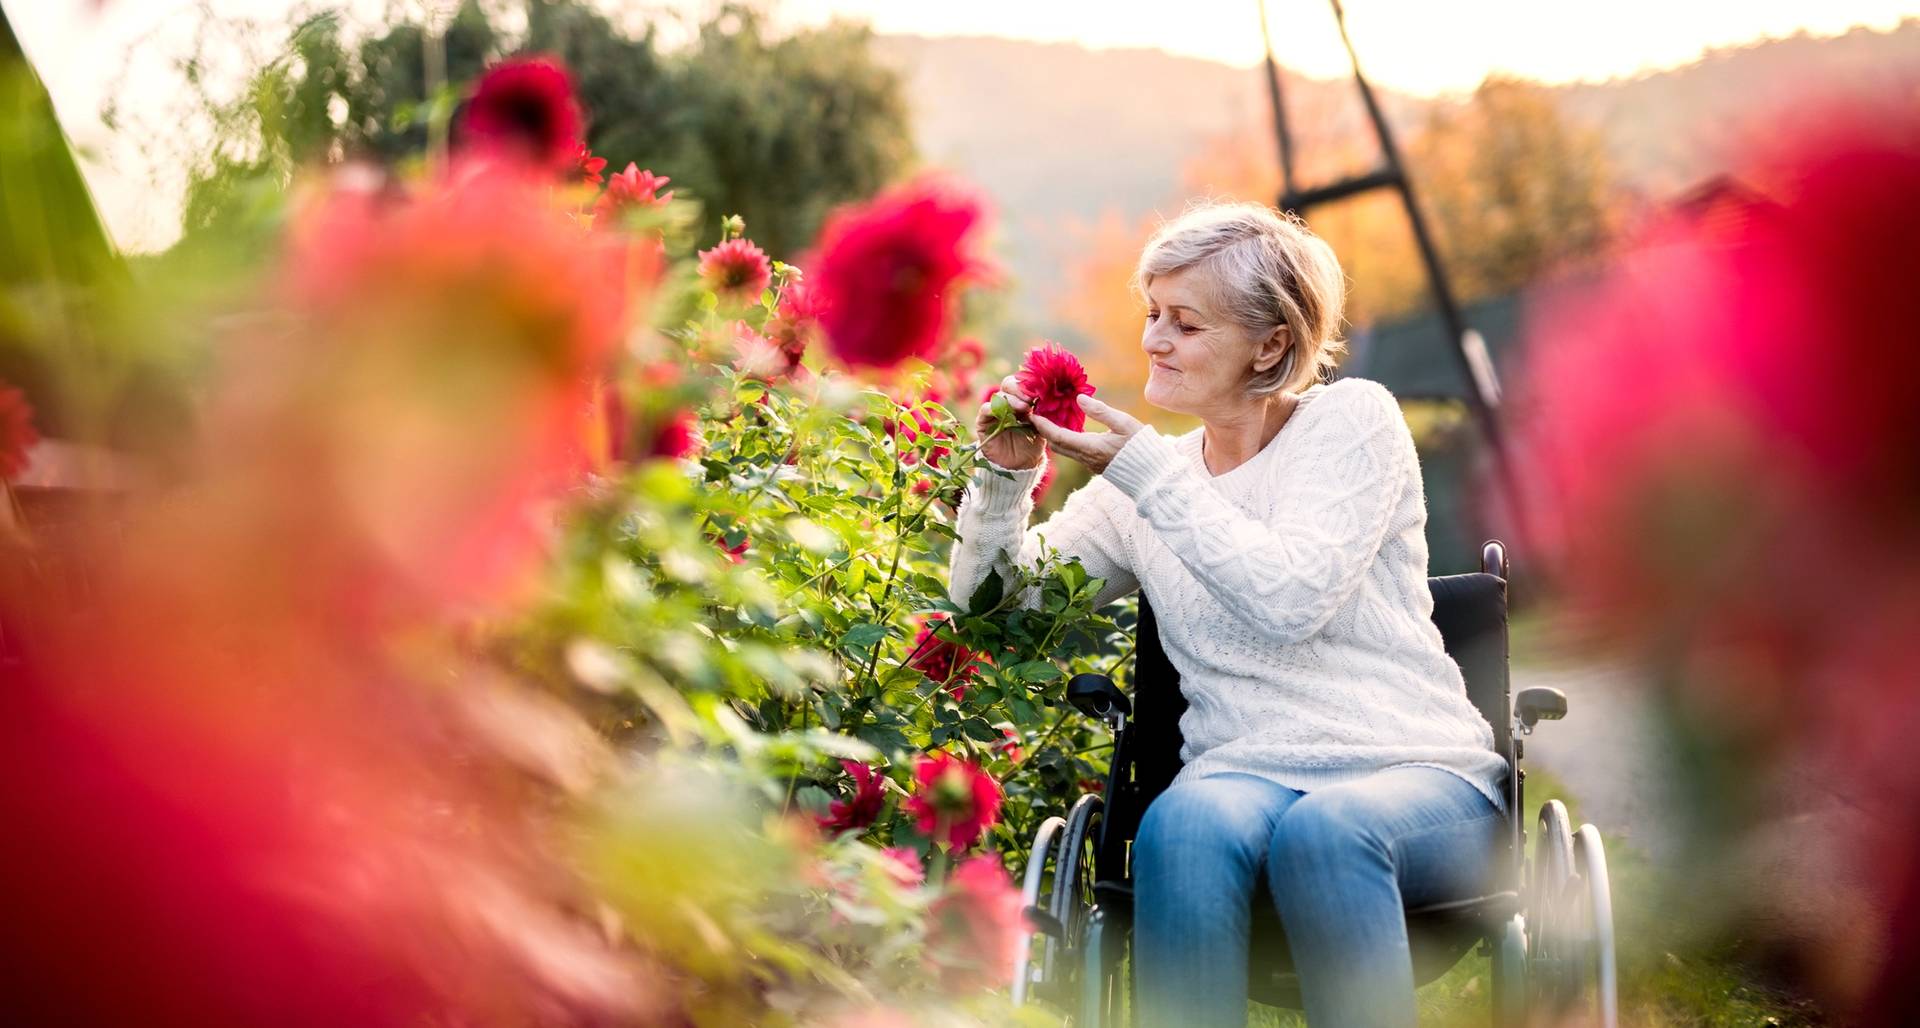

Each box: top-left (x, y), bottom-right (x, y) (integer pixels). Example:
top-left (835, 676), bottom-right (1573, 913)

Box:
top-left (1067, 673), bottom-right (1132, 724)
top-left (1515, 686), bottom-right (1568, 729)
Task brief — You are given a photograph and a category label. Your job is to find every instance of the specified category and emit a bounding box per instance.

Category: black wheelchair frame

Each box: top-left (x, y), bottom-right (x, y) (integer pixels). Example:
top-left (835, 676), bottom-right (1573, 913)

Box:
top-left (1011, 541), bottom-right (1619, 1027)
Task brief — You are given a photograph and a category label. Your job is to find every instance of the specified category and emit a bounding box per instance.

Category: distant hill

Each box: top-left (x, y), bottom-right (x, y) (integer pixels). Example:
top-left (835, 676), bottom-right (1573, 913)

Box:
top-left (870, 20), bottom-right (1920, 332)
top-left (869, 34), bottom-right (1418, 332)
top-left (1555, 21), bottom-right (1920, 194)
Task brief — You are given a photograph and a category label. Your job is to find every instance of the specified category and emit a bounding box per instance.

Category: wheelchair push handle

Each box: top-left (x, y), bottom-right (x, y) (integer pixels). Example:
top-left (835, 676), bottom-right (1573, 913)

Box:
top-left (1067, 673), bottom-right (1132, 724)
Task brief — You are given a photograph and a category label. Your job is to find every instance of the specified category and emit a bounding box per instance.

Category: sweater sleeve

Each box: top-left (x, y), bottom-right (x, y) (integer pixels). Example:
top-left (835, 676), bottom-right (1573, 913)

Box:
top-left (948, 450), bottom-right (1140, 612)
top-left (1099, 380), bottom-right (1412, 645)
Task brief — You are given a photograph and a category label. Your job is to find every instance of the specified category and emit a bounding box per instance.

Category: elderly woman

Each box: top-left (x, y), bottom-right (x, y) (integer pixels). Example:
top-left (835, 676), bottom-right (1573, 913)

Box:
top-left (947, 202), bottom-right (1506, 1027)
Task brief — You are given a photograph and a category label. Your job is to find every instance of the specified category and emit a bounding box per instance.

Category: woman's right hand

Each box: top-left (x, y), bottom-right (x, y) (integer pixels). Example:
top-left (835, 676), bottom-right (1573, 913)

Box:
top-left (977, 376), bottom-right (1046, 470)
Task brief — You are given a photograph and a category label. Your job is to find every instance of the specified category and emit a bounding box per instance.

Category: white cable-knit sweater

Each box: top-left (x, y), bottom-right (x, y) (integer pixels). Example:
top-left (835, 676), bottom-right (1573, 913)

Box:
top-left (948, 377), bottom-right (1508, 812)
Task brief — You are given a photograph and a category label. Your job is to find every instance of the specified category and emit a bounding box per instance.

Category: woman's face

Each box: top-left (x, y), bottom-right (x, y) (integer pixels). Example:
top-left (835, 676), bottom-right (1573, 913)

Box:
top-left (1140, 266), bottom-right (1265, 418)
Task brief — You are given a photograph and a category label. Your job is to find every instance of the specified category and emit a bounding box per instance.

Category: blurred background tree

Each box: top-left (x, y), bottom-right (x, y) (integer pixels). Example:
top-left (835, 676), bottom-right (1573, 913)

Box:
top-left (175, 0), bottom-right (915, 260)
top-left (1410, 75), bottom-right (1617, 302)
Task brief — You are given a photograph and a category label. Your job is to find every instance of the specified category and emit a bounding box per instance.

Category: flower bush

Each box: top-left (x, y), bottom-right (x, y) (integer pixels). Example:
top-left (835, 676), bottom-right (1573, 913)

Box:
top-left (4, 53), bottom-right (1126, 1026)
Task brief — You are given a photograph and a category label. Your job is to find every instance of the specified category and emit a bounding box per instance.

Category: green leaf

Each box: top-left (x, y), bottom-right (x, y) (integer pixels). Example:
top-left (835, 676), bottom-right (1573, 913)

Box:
top-left (1009, 660), bottom-right (1062, 683)
top-left (959, 717), bottom-right (1001, 743)
top-left (840, 622), bottom-right (889, 652)
top-left (967, 568), bottom-right (1005, 615)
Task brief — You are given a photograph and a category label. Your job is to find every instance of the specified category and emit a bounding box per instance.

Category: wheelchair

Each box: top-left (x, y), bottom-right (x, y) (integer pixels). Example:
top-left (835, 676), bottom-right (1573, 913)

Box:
top-left (1011, 541), bottom-right (1618, 1027)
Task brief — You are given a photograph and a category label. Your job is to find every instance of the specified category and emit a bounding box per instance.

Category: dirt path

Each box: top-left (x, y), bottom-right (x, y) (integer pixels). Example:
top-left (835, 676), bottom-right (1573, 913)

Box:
top-left (1512, 658), bottom-right (1686, 865)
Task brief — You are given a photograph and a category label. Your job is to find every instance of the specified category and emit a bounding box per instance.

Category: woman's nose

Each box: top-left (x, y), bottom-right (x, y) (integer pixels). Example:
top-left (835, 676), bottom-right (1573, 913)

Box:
top-left (1141, 324), bottom-right (1173, 356)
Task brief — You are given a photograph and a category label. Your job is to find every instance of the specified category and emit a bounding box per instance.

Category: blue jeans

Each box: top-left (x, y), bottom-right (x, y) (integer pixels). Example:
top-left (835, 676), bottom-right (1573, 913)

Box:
top-left (1133, 766), bottom-right (1503, 1027)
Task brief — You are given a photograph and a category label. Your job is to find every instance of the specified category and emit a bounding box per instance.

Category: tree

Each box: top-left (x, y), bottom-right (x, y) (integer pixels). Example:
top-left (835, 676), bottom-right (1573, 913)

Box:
top-left (1409, 76), bottom-right (1617, 301)
top-left (172, 1), bottom-right (915, 262)
top-left (662, 5), bottom-right (916, 257)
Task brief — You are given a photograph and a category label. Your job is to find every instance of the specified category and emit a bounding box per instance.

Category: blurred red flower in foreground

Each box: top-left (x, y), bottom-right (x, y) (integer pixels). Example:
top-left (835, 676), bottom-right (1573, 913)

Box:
top-left (595, 164), bottom-right (672, 220)
top-left (572, 143), bottom-right (607, 186)
top-left (1016, 342), bottom-right (1096, 433)
top-left (906, 614), bottom-right (978, 697)
top-left (1510, 100), bottom-right (1920, 1021)
top-left (698, 238), bottom-right (774, 304)
top-left (645, 408), bottom-right (700, 461)
top-left (817, 760), bottom-right (887, 834)
top-left (0, 172), bottom-right (651, 1026)
top-left (925, 854), bottom-right (1026, 992)
top-left (458, 56), bottom-right (583, 173)
top-left (279, 169), bottom-right (630, 612)
top-left (807, 178), bottom-right (990, 370)
top-left (879, 847), bottom-right (924, 886)
top-left (906, 751), bottom-right (1001, 851)
top-left (0, 380), bottom-right (38, 481)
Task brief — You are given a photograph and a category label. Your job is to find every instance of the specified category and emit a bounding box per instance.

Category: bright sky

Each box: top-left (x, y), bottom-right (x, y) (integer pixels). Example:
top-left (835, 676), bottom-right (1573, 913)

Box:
top-left (10, 0), bottom-right (1918, 251)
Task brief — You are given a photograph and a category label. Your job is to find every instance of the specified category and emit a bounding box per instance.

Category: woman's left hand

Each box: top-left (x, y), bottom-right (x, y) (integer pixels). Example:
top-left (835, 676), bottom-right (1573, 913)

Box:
top-left (1029, 395), bottom-right (1146, 475)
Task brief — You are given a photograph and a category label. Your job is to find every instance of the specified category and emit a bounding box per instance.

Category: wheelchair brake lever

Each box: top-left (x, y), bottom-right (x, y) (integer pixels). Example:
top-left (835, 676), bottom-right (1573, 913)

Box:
top-left (1023, 905), bottom-right (1067, 939)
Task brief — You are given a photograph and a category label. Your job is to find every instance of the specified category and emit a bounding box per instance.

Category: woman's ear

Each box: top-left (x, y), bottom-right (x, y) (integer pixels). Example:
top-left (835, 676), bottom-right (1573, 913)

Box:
top-left (1251, 325), bottom-right (1292, 374)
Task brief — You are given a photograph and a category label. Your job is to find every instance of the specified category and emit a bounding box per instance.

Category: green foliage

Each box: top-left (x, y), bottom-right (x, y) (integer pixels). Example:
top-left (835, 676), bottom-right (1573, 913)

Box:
top-left (520, 353), bottom-right (1128, 857)
top-left (663, 5), bottom-right (917, 256)
top-left (175, 0), bottom-right (916, 261)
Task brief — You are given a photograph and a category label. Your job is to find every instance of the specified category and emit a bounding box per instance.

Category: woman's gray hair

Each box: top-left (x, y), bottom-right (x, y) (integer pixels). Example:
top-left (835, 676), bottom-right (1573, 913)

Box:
top-left (1132, 200), bottom-right (1348, 396)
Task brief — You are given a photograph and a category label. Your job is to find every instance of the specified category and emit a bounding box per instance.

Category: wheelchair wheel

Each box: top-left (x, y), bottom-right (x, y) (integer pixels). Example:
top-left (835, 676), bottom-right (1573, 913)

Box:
top-left (1528, 800), bottom-right (1578, 1007)
top-left (1528, 801), bottom-right (1620, 1028)
top-left (1013, 815), bottom-right (1068, 1006)
top-left (1052, 794), bottom-right (1103, 963)
top-left (1573, 824), bottom-right (1620, 1028)
top-left (1012, 793), bottom-right (1102, 1010)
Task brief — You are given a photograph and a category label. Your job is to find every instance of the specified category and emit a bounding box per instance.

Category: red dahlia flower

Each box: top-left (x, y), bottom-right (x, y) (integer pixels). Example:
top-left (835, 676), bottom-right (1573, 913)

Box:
top-left (926, 854), bottom-right (1027, 991)
top-left (906, 614), bottom-right (977, 696)
top-left (595, 164), bottom-right (671, 220)
top-left (709, 530), bottom-right (749, 564)
top-left (906, 751), bottom-right (1001, 851)
top-left (571, 143), bottom-right (607, 186)
top-left (645, 408), bottom-right (700, 461)
top-left (817, 760), bottom-right (887, 834)
top-left (766, 280), bottom-right (826, 368)
top-left (458, 56), bottom-right (583, 173)
top-left (1016, 342), bottom-right (1096, 432)
top-left (807, 179), bottom-right (990, 369)
top-left (0, 382), bottom-right (38, 482)
top-left (698, 238), bottom-right (774, 304)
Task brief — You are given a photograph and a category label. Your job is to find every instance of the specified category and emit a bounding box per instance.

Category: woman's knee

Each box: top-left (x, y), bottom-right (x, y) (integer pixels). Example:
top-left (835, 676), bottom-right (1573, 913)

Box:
top-left (1267, 789), bottom-right (1391, 878)
top-left (1137, 776), bottom-right (1281, 872)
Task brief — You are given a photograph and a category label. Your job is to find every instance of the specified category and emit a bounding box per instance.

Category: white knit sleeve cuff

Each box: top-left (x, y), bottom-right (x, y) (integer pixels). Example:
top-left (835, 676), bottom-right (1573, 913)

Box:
top-left (1101, 427), bottom-right (1183, 500)
top-left (966, 454), bottom-right (1047, 514)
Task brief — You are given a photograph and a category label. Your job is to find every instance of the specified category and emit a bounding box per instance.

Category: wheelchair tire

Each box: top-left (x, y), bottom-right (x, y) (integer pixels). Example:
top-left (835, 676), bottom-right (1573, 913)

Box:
top-left (1490, 912), bottom-right (1528, 1028)
top-left (1013, 815), bottom-right (1069, 1006)
top-left (1051, 793), bottom-right (1104, 970)
top-left (1574, 824), bottom-right (1620, 1028)
top-left (1528, 799), bottom-right (1578, 1009)
top-left (1011, 794), bottom-right (1105, 1014)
